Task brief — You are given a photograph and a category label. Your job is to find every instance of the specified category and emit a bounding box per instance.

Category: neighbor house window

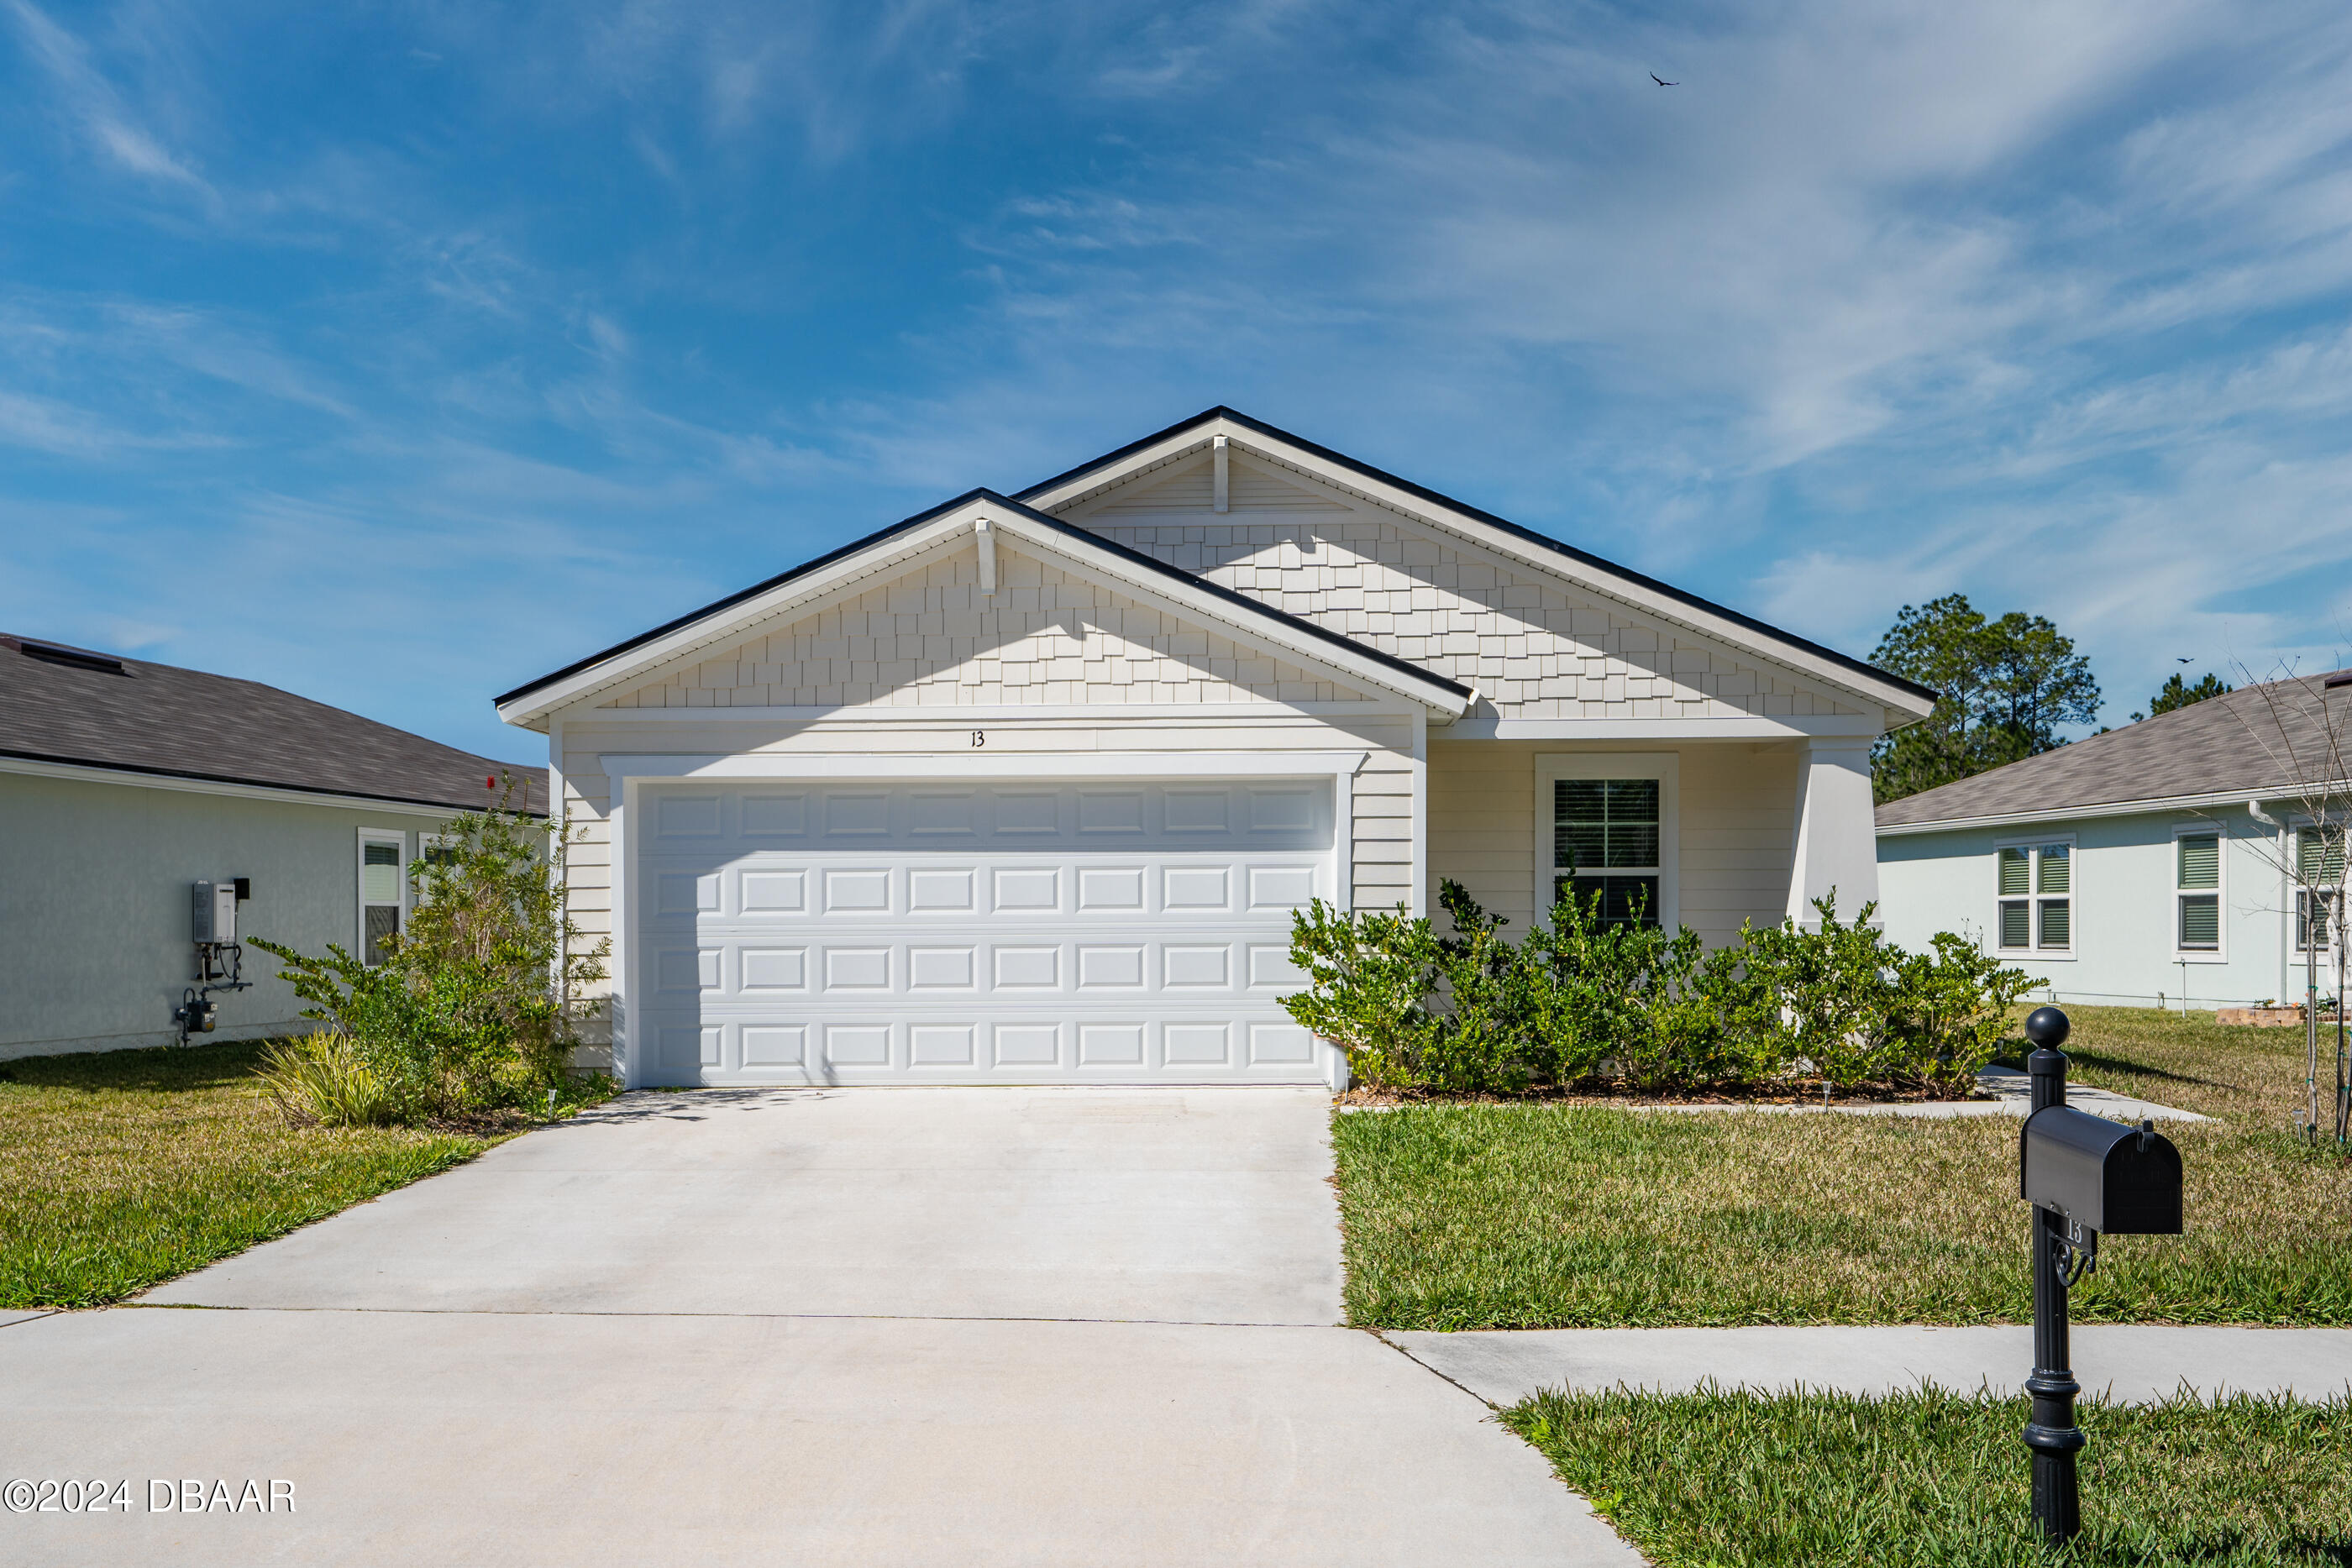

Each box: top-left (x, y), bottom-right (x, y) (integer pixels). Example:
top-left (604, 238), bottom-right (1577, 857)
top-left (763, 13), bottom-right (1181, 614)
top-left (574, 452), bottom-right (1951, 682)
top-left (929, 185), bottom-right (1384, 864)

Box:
top-left (413, 827), bottom-right (460, 905)
top-left (1996, 842), bottom-right (2072, 951)
top-left (359, 831), bottom-right (406, 965)
top-left (2176, 831), bottom-right (2220, 952)
top-left (2297, 825), bottom-right (2344, 952)
top-left (1536, 754), bottom-right (1677, 932)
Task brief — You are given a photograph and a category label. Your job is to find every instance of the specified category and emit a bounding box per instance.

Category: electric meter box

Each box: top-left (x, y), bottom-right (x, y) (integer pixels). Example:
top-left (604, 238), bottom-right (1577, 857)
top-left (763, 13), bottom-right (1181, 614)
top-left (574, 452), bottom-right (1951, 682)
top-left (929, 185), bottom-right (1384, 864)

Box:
top-left (192, 880), bottom-right (238, 943)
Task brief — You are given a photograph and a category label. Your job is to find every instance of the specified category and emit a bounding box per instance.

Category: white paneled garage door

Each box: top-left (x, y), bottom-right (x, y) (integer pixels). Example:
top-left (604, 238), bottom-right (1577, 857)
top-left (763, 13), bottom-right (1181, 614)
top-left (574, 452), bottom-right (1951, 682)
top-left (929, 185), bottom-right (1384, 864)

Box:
top-left (632, 779), bottom-right (1332, 1085)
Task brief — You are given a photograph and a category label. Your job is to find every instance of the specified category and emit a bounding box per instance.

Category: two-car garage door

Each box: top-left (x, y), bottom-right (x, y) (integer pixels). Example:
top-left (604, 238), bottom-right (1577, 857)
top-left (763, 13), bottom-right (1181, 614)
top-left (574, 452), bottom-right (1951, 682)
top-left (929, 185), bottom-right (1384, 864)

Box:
top-left (633, 779), bottom-right (1332, 1085)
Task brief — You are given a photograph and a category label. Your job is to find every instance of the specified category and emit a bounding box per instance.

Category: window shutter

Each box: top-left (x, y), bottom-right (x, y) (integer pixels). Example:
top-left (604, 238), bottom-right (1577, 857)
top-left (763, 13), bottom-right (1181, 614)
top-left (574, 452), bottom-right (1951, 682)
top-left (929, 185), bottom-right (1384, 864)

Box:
top-left (2179, 894), bottom-right (2220, 948)
top-left (2176, 835), bottom-right (2219, 890)
top-left (2299, 827), bottom-right (2345, 885)
top-left (2036, 845), bottom-right (2070, 894)
top-left (1999, 900), bottom-right (2030, 948)
top-left (1998, 847), bottom-right (2029, 896)
top-left (2038, 899), bottom-right (2071, 949)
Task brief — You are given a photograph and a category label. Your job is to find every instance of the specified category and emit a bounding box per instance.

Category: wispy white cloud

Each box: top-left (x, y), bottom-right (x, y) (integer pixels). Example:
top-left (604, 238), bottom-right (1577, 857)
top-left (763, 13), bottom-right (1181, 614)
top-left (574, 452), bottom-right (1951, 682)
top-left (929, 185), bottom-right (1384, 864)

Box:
top-left (3, 0), bottom-right (213, 198)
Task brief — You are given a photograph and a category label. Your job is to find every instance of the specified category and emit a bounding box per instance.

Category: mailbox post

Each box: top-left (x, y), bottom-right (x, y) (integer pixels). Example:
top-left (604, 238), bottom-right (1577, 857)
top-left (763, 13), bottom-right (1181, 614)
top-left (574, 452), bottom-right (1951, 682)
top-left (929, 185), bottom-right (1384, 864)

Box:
top-left (2021, 1009), bottom-right (2085, 1541)
top-left (2015, 1005), bottom-right (2185, 1544)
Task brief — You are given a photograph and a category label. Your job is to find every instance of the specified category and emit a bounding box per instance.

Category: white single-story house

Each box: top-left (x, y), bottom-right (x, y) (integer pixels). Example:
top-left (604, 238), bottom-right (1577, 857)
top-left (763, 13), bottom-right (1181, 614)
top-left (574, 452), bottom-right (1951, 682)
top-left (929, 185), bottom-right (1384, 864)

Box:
top-left (0, 633), bottom-right (545, 1058)
top-left (495, 408), bottom-right (1936, 1088)
top-left (1877, 669), bottom-right (2350, 1011)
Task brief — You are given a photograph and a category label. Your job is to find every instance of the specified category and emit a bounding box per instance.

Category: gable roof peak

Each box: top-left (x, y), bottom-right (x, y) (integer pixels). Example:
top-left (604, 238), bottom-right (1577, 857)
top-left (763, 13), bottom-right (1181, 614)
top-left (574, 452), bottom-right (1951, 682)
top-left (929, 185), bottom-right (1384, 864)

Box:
top-left (1018, 408), bottom-right (1936, 716)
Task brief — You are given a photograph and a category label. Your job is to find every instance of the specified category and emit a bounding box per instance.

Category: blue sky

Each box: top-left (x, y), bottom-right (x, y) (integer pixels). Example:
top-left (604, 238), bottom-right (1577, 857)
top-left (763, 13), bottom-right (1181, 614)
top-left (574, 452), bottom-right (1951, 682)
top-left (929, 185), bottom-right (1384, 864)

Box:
top-left (4, 1), bottom-right (2350, 763)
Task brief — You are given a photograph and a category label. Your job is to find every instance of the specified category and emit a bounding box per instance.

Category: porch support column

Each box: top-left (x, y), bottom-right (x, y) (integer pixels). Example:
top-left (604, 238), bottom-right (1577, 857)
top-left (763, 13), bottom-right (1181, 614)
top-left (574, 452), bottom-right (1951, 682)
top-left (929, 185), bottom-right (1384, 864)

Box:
top-left (1785, 738), bottom-right (1878, 928)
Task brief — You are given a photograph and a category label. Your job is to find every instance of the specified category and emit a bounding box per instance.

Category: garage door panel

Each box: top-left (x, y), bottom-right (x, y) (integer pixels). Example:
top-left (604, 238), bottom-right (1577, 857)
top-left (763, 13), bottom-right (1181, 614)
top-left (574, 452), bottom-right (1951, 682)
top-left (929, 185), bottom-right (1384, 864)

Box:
top-left (822, 1022), bottom-right (892, 1067)
top-left (1162, 865), bottom-right (1231, 910)
top-left (739, 870), bottom-right (807, 914)
top-left (992, 1022), bottom-right (1060, 1066)
top-left (1075, 944), bottom-right (1146, 989)
top-left (634, 779), bottom-right (1332, 1085)
top-left (908, 868), bottom-right (975, 911)
top-left (992, 944), bottom-right (1060, 989)
top-left (740, 792), bottom-right (808, 836)
top-left (739, 947), bottom-right (808, 993)
top-left (742, 1024), bottom-right (806, 1065)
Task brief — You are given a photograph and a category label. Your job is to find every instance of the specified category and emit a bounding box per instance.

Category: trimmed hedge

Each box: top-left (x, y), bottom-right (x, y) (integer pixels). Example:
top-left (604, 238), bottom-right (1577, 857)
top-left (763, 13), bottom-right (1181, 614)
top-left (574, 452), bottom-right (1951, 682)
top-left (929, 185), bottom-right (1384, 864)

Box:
top-left (1283, 883), bottom-right (2035, 1094)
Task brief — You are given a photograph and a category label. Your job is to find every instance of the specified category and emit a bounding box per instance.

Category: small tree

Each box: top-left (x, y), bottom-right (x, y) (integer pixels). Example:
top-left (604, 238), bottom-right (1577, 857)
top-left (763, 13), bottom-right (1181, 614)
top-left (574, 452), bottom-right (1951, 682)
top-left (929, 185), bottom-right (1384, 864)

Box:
top-left (2202, 663), bottom-right (2352, 1143)
top-left (400, 784), bottom-right (610, 1089)
top-left (254, 776), bottom-right (609, 1120)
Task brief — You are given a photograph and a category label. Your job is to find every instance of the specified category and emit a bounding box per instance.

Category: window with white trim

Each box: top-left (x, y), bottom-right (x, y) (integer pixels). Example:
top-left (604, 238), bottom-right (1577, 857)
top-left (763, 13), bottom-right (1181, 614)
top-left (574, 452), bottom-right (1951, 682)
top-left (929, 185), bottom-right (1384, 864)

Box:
top-left (2176, 831), bottom-right (2220, 952)
top-left (413, 826), bottom-right (460, 906)
top-left (359, 831), bottom-right (406, 966)
top-left (2297, 825), bottom-right (2343, 952)
top-left (1996, 841), bottom-right (2072, 952)
top-left (1536, 754), bottom-right (1678, 932)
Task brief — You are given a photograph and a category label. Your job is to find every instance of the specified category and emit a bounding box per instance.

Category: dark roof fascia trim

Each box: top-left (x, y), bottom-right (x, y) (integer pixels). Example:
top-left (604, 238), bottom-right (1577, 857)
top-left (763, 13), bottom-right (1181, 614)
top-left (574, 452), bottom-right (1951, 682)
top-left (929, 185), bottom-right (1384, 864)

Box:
top-left (498, 487), bottom-right (1471, 714)
top-left (1016, 406), bottom-right (1939, 708)
top-left (0, 748), bottom-right (547, 818)
top-left (495, 490), bottom-right (994, 709)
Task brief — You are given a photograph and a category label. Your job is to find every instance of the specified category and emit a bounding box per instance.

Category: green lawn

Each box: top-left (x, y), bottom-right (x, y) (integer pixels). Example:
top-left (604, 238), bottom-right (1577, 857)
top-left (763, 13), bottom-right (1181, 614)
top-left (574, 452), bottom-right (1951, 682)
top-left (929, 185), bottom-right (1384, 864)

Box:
top-left (0, 1040), bottom-right (505, 1309)
top-left (1334, 1007), bottom-right (2352, 1328)
top-left (1504, 1385), bottom-right (2352, 1567)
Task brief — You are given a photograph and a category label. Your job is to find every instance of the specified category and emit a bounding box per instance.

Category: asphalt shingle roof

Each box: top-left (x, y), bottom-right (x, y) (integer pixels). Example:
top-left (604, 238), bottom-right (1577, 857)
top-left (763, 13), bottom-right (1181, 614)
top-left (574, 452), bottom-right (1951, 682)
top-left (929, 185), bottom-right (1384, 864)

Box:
top-left (1876, 669), bottom-right (2352, 829)
top-left (1, 634), bottom-right (545, 815)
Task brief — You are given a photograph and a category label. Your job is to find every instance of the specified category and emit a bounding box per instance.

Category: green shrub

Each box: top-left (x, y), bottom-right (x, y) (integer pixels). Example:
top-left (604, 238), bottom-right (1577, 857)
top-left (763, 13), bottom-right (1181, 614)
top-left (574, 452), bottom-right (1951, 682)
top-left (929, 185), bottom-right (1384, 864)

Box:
top-left (253, 1031), bottom-right (397, 1128)
top-left (1284, 882), bottom-right (2037, 1095)
top-left (251, 779), bottom-right (609, 1125)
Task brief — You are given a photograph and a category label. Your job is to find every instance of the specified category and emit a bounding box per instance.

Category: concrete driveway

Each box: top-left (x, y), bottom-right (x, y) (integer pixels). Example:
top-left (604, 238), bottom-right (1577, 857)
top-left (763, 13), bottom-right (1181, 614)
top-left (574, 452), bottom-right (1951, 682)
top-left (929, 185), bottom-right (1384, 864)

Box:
top-left (0, 1088), bottom-right (1635, 1565)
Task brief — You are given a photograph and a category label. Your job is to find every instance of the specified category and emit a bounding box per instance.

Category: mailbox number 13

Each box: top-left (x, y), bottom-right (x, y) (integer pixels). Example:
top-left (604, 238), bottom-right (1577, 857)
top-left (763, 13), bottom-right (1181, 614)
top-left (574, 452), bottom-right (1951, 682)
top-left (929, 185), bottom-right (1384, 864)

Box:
top-left (972, 730), bottom-right (986, 747)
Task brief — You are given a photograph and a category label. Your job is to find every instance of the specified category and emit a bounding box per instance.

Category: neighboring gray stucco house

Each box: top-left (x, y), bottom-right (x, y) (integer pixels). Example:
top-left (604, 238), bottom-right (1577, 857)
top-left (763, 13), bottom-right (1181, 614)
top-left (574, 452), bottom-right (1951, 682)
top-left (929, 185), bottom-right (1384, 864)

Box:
top-left (495, 407), bottom-right (1935, 1090)
top-left (1877, 670), bottom-right (2351, 1011)
top-left (0, 634), bottom-right (544, 1059)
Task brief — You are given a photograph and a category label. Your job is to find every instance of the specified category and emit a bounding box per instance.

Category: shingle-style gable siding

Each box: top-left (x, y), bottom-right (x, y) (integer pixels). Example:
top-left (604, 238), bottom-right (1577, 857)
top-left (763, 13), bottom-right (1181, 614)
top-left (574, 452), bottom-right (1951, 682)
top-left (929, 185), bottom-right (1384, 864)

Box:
top-left (599, 547), bottom-right (1368, 711)
top-left (1060, 454), bottom-right (1864, 721)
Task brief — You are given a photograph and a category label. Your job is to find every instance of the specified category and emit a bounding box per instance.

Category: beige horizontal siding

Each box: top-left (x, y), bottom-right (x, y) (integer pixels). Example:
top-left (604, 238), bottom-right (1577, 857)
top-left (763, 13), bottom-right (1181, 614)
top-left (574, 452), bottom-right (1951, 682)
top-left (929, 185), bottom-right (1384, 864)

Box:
top-left (1427, 739), bottom-right (1798, 947)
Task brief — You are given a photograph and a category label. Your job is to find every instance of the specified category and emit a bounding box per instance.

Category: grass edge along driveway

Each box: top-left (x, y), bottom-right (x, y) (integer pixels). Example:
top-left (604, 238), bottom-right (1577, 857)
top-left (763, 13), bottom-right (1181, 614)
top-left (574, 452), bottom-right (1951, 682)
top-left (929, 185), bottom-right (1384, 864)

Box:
top-left (1332, 1006), bottom-right (2352, 1329)
top-left (1, 1039), bottom-right (504, 1309)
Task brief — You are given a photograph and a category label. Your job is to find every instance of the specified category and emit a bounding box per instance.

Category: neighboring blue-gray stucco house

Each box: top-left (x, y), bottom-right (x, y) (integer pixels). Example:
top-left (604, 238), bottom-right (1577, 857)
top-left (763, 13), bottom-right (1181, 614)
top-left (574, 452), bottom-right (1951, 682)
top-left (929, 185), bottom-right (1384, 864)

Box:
top-left (1875, 669), bottom-right (2349, 1011)
top-left (0, 634), bottom-right (543, 1058)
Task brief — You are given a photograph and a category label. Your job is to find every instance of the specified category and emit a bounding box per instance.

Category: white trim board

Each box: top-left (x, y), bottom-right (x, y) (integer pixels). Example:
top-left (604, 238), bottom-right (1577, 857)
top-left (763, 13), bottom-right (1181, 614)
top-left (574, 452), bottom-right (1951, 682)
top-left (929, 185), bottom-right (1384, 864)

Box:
top-left (601, 750), bottom-right (1374, 784)
top-left (569, 700), bottom-right (1405, 724)
top-left (0, 753), bottom-right (483, 820)
top-left (1444, 715), bottom-right (1878, 742)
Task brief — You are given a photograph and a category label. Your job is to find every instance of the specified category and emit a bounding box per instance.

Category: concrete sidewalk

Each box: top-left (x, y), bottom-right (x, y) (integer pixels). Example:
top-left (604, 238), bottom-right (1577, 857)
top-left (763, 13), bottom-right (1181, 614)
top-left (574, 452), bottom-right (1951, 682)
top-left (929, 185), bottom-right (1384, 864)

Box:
top-left (1390, 1324), bottom-right (2352, 1408)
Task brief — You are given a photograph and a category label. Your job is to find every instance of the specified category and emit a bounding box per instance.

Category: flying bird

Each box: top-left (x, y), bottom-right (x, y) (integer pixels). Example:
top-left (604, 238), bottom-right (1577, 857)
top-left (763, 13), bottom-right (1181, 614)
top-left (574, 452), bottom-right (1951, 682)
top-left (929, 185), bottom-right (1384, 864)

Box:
top-left (2176, 657), bottom-right (2194, 663)
top-left (1651, 72), bottom-right (1678, 86)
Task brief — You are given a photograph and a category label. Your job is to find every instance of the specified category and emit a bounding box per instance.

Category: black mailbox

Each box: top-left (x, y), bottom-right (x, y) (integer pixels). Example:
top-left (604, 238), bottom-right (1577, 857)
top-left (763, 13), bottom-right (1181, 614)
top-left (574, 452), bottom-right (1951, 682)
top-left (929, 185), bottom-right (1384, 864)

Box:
top-left (2019, 1107), bottom-right (2183, 1235)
